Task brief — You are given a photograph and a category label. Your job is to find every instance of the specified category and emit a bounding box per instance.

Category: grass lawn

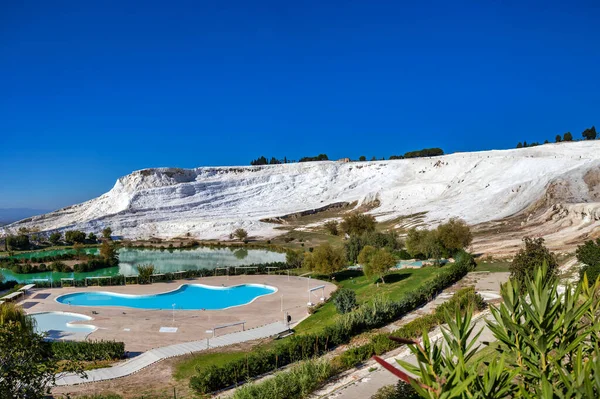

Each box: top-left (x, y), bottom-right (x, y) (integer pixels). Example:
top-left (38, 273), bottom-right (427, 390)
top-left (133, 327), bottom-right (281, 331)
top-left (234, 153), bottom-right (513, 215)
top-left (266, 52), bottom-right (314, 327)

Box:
top-left (294, 266), bottom-right (442, 335)
top-left (474, 260), bottom-right (511, 273)
top-left (174, 351), bottom-right (249, 381)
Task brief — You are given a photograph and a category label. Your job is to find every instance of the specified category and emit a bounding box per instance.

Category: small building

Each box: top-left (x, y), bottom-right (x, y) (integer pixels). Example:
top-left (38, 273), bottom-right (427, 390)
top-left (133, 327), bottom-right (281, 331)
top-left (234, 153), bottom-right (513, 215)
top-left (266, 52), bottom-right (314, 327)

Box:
top-left (337, 158), bottom-right (350, 163)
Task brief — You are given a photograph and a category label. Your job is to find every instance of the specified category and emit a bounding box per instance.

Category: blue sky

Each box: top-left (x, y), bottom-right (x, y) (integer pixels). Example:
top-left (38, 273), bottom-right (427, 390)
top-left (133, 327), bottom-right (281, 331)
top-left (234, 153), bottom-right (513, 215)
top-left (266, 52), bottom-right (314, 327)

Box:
top-left (1, 0), bottom-right (599, 210)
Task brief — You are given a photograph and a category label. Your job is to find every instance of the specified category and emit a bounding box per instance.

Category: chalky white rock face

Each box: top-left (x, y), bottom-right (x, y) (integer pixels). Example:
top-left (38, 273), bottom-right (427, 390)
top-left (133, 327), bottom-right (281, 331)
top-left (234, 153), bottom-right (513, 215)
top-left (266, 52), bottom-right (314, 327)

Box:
top-left (4, 141), bottom-right (600, 240)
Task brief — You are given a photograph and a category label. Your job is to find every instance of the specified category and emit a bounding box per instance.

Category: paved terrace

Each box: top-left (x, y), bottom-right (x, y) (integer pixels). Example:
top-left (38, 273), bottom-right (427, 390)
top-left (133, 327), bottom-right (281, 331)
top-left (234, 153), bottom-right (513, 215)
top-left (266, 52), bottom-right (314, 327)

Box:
top-left (19, 274), bottom-right (336, 353)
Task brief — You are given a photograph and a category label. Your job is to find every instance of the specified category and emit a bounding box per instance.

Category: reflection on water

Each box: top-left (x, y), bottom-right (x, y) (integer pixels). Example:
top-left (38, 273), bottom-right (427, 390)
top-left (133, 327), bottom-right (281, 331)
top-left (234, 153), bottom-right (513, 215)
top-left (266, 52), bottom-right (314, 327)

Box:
top-left (1, 246), bottom-right (285, 283)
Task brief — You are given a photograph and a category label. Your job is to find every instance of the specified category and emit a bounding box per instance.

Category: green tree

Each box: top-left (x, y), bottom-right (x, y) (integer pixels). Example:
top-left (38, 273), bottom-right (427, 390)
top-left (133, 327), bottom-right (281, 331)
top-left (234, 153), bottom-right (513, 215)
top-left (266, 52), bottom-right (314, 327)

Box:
top-left (6, 234), bottom-right (30, 250)
top-left (333, 288), bottom-right (357, 314)
top-left (577, 239), bottom-right (600, 285)
top-left (576, 238), bottom-right (600, 267)
top-left (102, 227), bottom-right (112, 240)
top-left (49, 232), bottom-right (62, 245)
top-left (286, 249), bottom-right (304, 268)
top-left (516, 142), bottom-right (523, 148)
top-left (340, 212), bottom-right (376, 236)
top-left (136, 264), bottom-right (155, 284)
top-left (303, 243), bottom-right (346, 275)
top-left (509, 236), bottom-right (557, 287)
top-left (100, 240), bottom-right (119, 266)
top-left (357, 245), bottom-right (377, 266)
top-left (555, 134), bottom-right (562, 143)
top-left (405, 228), bottom-right (429, 258)
top-left (323, 220), bottom-right (339, 235)
top-left (73, 242), bottom-right (84, 260)
top-left (0, 303), bottom-right (77, 398)
top-left (88, 232), bottom-right (97, 241)
top-left (65, 230), bottom-right (86, 244)
top-left (582, 125), bottom-right (597, 140)
top-left (436, 218), bottom-right (472, 256)
top-left (359, 246), bottom-right (396, 283)
top-left (233, 228), bottom-right (249, 241)
top-left (359, 155), bottom-right (366, 161)
top-left (563, 131), bottom-right (573, 141)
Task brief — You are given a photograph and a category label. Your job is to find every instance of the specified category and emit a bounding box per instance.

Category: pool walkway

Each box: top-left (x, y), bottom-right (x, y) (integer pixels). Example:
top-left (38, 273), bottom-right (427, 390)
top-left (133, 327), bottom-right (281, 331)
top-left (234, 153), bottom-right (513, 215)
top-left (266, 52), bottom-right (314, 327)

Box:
top-left (55, 321), bottom-right (289, 386)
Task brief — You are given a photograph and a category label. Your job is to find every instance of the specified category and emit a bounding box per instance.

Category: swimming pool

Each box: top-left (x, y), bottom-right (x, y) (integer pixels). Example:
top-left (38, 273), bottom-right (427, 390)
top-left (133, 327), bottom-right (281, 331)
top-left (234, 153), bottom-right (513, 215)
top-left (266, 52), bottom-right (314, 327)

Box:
top-left (56, 283), bottom-right (277, 310)
top-left (30, 311), bottom-right (96, 339)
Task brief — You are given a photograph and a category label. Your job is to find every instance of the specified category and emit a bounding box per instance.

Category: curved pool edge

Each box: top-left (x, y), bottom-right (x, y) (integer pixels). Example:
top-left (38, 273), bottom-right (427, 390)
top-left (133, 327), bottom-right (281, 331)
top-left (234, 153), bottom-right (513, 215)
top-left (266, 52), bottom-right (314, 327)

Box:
top-left (28, 311), bottom-right (99, 337)
top-left (54, 282), bottom-right (279, 311)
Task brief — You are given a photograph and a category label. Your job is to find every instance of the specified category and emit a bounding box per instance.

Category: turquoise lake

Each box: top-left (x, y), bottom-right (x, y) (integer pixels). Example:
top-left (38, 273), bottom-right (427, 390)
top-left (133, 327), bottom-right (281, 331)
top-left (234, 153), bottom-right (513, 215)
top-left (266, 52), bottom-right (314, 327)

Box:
top-left (1, 247), bottom-right (285, 283)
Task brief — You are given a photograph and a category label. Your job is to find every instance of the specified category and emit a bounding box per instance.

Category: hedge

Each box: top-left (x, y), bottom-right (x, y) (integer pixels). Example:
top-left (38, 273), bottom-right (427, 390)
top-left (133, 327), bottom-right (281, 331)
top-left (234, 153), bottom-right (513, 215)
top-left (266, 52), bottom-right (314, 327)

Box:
top-left (232, 359), bottom-right (334, 399)
top-left (50, 340), bottom-right (126, 361)
top-left (335, 286), bottom-right (486, 369)
top-left (189, 252), bottom-right (476, 394)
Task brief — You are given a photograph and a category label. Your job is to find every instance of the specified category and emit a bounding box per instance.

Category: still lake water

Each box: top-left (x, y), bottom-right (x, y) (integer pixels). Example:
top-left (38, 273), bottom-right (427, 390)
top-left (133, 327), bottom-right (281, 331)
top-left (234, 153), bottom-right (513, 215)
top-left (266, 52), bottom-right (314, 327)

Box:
top-left (1, 247), bottom-right (285, 283)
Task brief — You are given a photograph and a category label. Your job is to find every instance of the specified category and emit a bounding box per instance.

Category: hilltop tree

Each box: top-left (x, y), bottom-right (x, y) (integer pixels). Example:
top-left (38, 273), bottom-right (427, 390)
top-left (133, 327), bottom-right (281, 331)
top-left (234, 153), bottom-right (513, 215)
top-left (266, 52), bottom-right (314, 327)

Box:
top-left (233, 228), bottom-right (248, 241)
top-left (509, 237), bottom-right (557, 287)
top-left (555, 134), bottom-right (562, 143)
top-left (303, 243), bottom-right (346, 275)
top-left (582, 125), bottom-right (597, 140)
top-left (359, 155), bottom-right (366, 161)
top-left (102, 227), bottom-right (112, 240)
top-left (340, 212), bottom-right (376, 236)
top-left (563, 132), bottom-right (573, 141)
top-left (516, 142), bottom-right (523, 148)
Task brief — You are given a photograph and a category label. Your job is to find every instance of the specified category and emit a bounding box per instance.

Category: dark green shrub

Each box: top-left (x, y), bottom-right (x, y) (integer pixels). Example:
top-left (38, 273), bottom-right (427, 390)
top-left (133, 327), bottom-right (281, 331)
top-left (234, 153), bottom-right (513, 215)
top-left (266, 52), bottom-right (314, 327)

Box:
top-left (50, 340), bottom-right (125, 361)
top-left (372, 381), bottom-right (420, 399)
top-left (333, 288), bottom-right (357, 314)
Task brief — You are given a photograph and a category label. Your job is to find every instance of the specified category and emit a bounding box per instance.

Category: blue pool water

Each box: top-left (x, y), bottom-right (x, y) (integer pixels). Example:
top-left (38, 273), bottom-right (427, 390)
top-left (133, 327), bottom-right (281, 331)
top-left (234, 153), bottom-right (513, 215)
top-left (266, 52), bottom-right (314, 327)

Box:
top-left (30, 312), bottom-right (96, 335)
top-left (56, 284), bottom-right (276, 310)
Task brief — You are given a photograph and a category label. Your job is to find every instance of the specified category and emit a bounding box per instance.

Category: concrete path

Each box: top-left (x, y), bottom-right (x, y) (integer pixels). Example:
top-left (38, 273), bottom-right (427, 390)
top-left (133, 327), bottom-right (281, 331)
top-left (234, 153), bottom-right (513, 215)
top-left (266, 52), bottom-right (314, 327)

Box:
top-left (55, 321), bottom-right (289, 386)
top-left (315, 314), bottom-right (495, 399)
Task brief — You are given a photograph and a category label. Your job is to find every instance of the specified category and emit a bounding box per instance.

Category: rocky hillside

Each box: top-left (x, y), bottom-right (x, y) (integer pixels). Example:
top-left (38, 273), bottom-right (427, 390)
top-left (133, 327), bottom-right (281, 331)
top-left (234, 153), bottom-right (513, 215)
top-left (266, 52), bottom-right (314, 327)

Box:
top-left (3, 142), bottom-right (600, 248)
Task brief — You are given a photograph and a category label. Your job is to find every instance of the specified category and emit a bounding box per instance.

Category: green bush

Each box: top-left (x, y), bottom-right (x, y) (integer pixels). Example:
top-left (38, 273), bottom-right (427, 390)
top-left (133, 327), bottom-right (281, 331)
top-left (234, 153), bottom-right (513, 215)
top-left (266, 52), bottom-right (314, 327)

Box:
top-left (232, 359), bottom-right (333, 399)
top-left (333, 288), bottom-right (357, 314)
top-left (372, 381), bottom-right (420, 399)
top-left (336, 287), bottom-right (485, 368)
top-left (50, 340), bottom-right (125, 361)
top-left (190, 257), bottom-right (475, 394)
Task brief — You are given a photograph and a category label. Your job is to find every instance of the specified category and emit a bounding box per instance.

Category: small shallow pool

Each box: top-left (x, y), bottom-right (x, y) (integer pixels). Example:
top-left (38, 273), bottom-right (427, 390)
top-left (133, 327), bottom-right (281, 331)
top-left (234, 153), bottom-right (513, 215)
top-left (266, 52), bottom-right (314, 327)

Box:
top-left (56, 283), bottom-right (277, 310)
top-left (30, 311), bottom-right (96, 340)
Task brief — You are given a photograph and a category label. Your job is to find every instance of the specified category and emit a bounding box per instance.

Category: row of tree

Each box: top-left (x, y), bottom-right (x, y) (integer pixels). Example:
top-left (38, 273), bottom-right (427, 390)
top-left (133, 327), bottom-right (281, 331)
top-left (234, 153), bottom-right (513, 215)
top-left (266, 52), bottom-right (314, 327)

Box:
top-left (250, 154), bottom-right (329, 165)
top-left (516, 125), bottom-right (596, 148)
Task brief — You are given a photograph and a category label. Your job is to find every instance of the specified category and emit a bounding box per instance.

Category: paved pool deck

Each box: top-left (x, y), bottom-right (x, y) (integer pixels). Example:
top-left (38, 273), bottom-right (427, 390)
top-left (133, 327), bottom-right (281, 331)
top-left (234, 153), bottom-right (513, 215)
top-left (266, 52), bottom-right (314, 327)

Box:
top-left (18, 274), bottom-right (336, 352)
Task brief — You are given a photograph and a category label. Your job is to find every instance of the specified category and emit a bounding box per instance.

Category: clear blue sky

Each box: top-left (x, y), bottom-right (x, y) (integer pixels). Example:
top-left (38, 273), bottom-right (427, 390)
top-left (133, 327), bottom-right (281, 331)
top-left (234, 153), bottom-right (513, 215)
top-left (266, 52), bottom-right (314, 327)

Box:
top-left (1, 0), bottom-right (599, 210)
